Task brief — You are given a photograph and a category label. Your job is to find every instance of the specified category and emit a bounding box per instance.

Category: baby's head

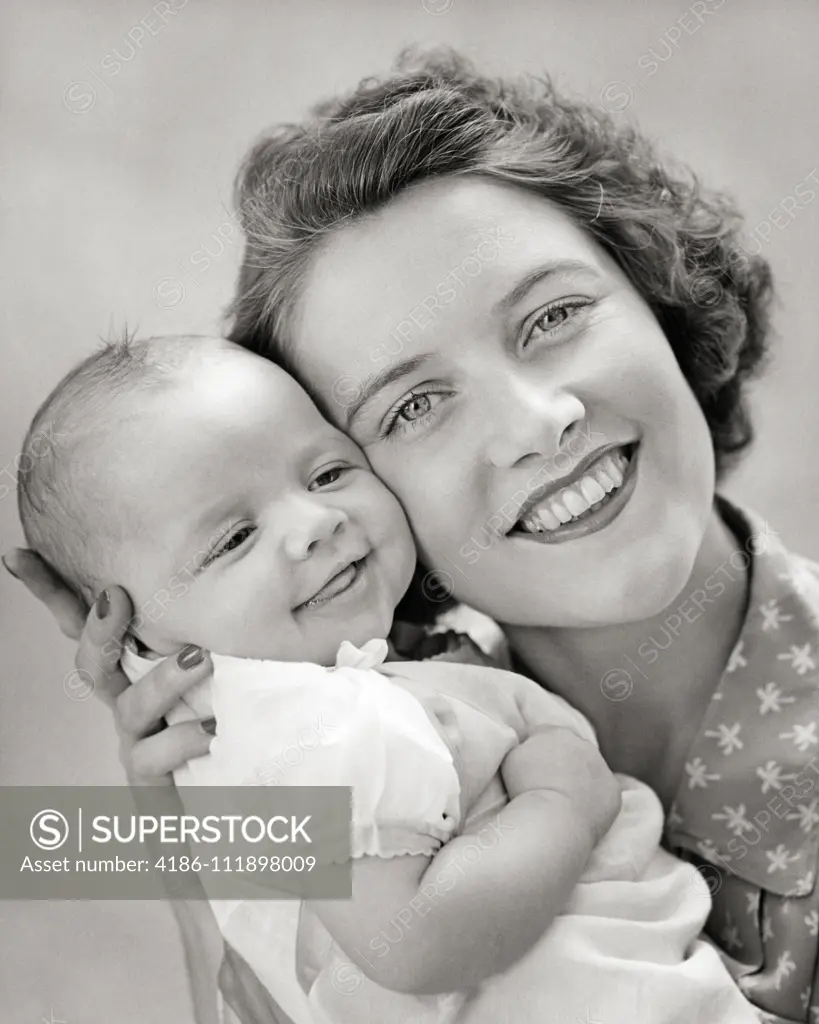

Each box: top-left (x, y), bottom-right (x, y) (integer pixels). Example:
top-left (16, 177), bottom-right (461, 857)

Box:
top-left (18, 335), bottom-right (416, 664)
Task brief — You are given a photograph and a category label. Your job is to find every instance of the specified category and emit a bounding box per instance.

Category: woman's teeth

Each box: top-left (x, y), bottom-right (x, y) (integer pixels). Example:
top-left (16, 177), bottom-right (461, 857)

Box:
top-left (520, 450), bottom-right (629, 533)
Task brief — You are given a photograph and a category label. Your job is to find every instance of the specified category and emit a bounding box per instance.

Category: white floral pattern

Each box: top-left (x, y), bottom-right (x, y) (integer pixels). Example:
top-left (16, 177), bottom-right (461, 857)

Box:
top-left (704, 722), bottom-right (744, 755)
top-left (767, 845), bottom-right (801, 874)
top-left (726, 641), bottom-right (748, 674)
top-left (788, 801), bottom-right (819, 833)
top-left (773, 950), bottom-right (797, 990)
top-left (685, 757), bottom-right (720, 789)
top-left (778, 644), bottom-right (817, 676)
top-left (757, 682), bottom-right (797, 715)
top-left (712, 804), bottom-right (752, 837)
top-left (721, 913), bottom-right (743, 952)
top-left (780, 722), bottom-right (819, 753)
top-left (756, 760), bottom-right (796, 794)
top-left (761, 599), bottom-right (794, 632)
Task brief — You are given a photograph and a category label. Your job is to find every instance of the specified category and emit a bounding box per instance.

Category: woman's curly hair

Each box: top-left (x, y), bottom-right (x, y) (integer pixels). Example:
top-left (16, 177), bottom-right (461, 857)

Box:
top-left (228, 47), bottom-right (774, 479)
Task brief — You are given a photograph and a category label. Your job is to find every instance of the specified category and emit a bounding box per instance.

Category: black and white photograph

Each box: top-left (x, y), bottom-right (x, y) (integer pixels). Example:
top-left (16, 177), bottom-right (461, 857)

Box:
top-left (2, 2), bottom-right (819, 1022)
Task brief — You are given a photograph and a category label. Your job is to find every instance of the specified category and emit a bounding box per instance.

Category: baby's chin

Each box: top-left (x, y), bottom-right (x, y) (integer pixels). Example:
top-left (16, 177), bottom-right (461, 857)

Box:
top-left (140, 602), bottom-right (395, 666)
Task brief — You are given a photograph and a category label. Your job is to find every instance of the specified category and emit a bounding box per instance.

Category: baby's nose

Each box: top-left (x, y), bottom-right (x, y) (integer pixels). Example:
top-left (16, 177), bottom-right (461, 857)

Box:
top-left (283, 500), bottom-right (347, 561)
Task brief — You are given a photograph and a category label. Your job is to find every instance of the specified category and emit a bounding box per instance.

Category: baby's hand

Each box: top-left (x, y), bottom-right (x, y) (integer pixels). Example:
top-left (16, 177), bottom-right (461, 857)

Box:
top-left (501, 727), bottom-right (621, 845)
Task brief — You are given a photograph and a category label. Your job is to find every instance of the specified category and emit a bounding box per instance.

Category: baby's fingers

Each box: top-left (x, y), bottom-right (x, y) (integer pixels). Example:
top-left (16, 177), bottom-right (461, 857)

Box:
top-left (115, 645), bottom-right (213, 742)
top-left (125, 721), bottom-right (214, 784)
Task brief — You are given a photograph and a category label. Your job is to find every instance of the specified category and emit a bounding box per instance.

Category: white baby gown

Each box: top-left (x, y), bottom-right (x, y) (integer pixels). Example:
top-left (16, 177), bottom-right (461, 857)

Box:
top-left (122, 639), bottom-right (756, 1024)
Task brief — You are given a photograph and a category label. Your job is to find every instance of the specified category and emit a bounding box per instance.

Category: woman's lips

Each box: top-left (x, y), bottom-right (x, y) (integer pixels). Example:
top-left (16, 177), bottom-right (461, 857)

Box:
top-left (296, 558), bottom-right (367, 611)
top-left (511, 444), bottom-right (639, 544)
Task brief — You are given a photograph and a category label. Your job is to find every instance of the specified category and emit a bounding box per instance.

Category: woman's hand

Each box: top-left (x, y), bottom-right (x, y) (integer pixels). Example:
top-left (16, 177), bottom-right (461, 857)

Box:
top-left (4, 548), bottom-right (87, 640)
top-left (4, 549), bottom-right (214, 784)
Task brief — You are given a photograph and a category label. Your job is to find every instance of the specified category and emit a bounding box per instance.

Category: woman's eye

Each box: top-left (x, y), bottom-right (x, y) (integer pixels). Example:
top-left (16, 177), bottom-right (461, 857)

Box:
top-left (204, 525), bottom-right (256, 567)
top-left (398, 394), bottom-right (432, 422)
top-left (381, 388), bottom-right (448, 439)
top-left (524, 299), bottom-right (588, 348)
top-left (309, 466), bottom-right (347, 490)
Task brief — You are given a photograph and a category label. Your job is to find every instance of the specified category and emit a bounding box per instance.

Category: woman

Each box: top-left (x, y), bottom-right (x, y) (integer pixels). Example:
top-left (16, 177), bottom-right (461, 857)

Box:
top-left (7, 51), bottom-right (819, 1023)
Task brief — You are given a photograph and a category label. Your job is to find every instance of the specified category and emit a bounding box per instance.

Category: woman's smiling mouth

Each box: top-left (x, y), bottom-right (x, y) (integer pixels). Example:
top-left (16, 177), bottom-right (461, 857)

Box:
top-left (511, 443), bottom-right (639, 544)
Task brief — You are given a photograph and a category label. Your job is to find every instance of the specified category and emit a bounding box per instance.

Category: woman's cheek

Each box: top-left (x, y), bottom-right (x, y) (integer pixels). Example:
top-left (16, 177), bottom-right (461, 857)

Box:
top-left (418, 463), bottom-right (481, 564)
top-left (411, 505), bottom-right (468, 586)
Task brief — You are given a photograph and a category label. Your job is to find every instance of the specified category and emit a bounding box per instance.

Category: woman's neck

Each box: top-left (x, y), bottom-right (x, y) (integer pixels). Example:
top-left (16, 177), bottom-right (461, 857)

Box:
top-left (502, 505), bottom-right (751, 807)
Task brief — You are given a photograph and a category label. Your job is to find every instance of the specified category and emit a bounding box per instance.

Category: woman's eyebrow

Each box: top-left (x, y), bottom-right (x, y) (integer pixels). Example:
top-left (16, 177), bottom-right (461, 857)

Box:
top-left (344, 354), bottom-right (432, 428)
top-left (493, 259), bottom-right (602, 314)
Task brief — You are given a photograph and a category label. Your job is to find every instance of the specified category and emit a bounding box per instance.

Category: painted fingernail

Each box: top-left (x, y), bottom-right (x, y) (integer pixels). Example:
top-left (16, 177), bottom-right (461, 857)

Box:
top-left (1, 556), bottom-right (20, 581)
top-left (177, 644), bottom-right (205, 670)
top-left (95, 589), bottom-right (110, 619)
top-left (199, 717), bottom-right (217, 736)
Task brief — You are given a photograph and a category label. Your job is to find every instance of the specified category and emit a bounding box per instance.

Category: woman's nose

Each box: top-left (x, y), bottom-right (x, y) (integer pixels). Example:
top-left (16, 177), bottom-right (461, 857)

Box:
top-left (282, 499), bottom-right (348, 562)
top-left (482, 373), bottom-right (587, 469)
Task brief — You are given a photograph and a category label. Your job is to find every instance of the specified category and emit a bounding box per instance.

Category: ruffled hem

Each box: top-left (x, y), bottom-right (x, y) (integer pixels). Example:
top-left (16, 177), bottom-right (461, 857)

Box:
top-left (350, 819), bottom-right (457, 861)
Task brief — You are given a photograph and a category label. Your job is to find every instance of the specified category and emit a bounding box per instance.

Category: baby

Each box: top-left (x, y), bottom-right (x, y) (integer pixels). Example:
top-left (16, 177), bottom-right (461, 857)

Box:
top-left (18, 335), bottom-right (756, 1024)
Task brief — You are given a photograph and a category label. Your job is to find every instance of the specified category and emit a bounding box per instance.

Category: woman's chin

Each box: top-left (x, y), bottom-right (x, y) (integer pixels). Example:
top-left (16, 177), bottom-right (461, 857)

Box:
top-left (461, 542), bottom-right (701, 629)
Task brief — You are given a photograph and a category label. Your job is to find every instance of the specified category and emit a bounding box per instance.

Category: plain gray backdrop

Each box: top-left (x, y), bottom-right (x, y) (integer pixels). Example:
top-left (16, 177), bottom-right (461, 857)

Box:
top-left (2, 1), bottom-right (818, 1020)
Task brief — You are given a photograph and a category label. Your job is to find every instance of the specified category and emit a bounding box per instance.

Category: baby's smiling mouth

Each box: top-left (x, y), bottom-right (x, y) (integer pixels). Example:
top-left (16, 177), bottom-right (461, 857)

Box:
top-left (295, 556), bottom-right (368, 612)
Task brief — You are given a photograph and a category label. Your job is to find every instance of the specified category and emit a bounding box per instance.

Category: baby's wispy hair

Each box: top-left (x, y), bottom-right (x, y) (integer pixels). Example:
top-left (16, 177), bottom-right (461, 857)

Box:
top-left (17, 332), bottom-right (205, 604)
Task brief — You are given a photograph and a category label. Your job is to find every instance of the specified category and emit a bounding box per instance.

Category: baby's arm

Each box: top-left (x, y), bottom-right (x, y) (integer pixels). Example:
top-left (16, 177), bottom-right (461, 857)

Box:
top-left (312, 726), bottom-right (620, 996)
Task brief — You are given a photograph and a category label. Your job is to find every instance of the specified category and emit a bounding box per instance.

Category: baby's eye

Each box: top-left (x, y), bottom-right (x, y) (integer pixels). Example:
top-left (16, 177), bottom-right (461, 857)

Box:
top-left (221, 526), bottom-right (255, 552)
top-left (308, 466), bottom-right (349, 490)
top-left (203, 524), bottom-right (257, 568)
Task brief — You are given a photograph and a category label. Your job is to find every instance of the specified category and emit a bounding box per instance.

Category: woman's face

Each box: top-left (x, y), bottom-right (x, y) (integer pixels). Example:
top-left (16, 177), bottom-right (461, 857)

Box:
top-left (289, 177), bottom-right (716, 627)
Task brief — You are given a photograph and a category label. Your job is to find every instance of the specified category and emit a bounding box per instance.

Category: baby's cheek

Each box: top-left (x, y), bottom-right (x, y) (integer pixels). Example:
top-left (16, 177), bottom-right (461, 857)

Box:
top-left (129, 598), bottom-right (194, 657)
top-left (178, 592), bottom-right (257, 653)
